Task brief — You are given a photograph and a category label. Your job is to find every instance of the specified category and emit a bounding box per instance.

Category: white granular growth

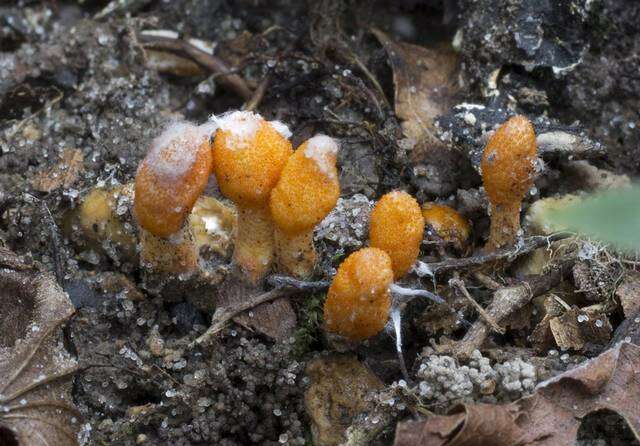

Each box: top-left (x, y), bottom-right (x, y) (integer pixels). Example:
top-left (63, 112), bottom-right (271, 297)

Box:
top-left (303, 134), bottom-right (339, 179)
top-left (143, 121), bottom-right (210, 181)
top-left (212, 110), bottom-right (263, 149)
top-left (269, 120), bottom-right (292, 139)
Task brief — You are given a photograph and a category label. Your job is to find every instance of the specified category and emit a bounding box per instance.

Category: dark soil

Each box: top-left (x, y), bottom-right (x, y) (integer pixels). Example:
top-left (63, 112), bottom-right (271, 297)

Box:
top-left (1, 1), bottom-right (639, 445)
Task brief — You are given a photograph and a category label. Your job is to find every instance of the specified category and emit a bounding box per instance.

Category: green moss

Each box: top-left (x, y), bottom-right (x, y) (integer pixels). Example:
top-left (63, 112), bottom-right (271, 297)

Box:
top-left (292, 294), bottom-right (325, 359)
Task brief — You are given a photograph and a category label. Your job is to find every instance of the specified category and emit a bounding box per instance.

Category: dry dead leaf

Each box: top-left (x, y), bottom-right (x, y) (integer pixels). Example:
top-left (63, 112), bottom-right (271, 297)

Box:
top-left (549, 307), bottom-right (611, 351)
top-left (372, 29), bottom-right (460, 148)
top-left (214, 274), bottom-right (297, 341)
top-left (394, 341), bottom-right (640, 446)
top-left (0, 247), bottom-right (80, 445)
top-left (616, 271), bottom-right (640, 317)
top-left (32, 148), bottom-right (84, 193)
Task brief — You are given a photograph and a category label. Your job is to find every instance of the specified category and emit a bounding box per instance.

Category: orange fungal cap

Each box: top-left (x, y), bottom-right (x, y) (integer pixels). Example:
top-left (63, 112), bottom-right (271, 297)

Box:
top-left (481, 115), bottom-right (537, 206)
top-left (212, 111), bottom-right (293, 208)
top-left (369, 190), bottom-right (425, 279)
top-left (134, 122), bottom-right (214, 237)
top-left (422, 203), bottom-right (470, 247)
top-left (270, 135), bottom-right (340, 234)
top-left (323, 247), bottom-right (394, 341)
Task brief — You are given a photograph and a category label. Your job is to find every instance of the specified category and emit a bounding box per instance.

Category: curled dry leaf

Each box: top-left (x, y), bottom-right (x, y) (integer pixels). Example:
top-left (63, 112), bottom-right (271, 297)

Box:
top-left (0, 247), bottom-right (80, 445)
top-left (372, 29), bottom-right (460, 150)
top-left (394, 341), bottom-right (640, 446)
top-left (548, 307), bottom-right (612, 351)
top-left (615, 270), bottom-right (640, 317)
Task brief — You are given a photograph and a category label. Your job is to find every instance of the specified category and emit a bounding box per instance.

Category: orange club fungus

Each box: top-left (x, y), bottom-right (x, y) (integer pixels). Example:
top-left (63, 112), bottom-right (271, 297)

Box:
top-left (212, 111), bottom-right (293, 284)
top-left (270, 135), bottom-right (340, 279)
top-left (134, 122), bottom-right (214, 273)
top-left (369, 190), bottom-right (425, 279)
top-left (421, 202), bottom-right (471, 250)
top-left (481, 115), bottom-right (537, 251)
top-left (323, 247), bottom-right (394, 341)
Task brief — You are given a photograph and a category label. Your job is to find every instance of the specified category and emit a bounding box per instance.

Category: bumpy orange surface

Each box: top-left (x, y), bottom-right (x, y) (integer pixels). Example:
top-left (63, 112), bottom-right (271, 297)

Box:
top-left (212, 120), bottom-right (293, 208)
top-left (422, 203), bottom-right (470, 247)
top-left (323, 248), bottom-right (393, 341)
top-left (369, 191), bottom-right (425, 279)
top-left (270, 140), bottom-right (340, 234)
top-left (481, 115), bottom-right (537, 206)
top-left (134, 127), bottom-right (213, 237)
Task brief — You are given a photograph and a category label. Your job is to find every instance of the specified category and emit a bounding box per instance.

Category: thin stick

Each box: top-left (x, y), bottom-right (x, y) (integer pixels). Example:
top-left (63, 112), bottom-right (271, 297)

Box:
top-left (449, 277), bottom-right (505, 335)
top-left (192, 288), bottom-right (293, 347)
top-left (244, 74), bottom-right (271, 111)
top-left (266, 275), bottom-right (330, 292)
top-left (138, 33), bottom-right (253, 100)
top-left (426, 233), bottom-right (570, 275)
top-left (473, 272), bottom-right (502, 291)
top-left (452, 260), bottom-right (574, 358)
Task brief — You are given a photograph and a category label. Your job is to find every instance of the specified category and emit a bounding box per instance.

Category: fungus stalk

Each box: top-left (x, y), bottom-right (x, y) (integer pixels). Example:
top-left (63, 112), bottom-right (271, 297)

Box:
top-left (212, 111), bottom-right (293, 284)
top-left (134, 121), bottom-right (214, 274)
top-left (270, 135), bottom-right (340, 279)
top-left (481, 115), bottom-right (537, 251)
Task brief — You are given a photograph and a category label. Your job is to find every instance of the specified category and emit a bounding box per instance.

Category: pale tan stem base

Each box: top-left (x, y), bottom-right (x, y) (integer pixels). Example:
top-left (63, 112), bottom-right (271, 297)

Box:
top-left (274, 229), bottom-right (316, 279)
top-left (139, 225), bottom-right (198, 274)
top-left (234, 206), bottom-right (275, 285)
top-left (485, 202), bottom-right (522, 251)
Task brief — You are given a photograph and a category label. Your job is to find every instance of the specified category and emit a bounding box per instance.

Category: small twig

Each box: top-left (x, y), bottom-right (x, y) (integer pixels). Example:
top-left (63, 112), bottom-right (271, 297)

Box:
top-left (266, 275), bottom-right (330, 292)
top-left (23, 194), bottom-right (65, 285)
top-left (244, 73), bottom-right (271, 111)
top-left (426, 233), bottom-right (571, 275)
top-left (5, 90), bottom-right (63, 140)
top-left (138, 33), bottom-right (253, 100)
top-left (473, 272), bottom-right (502, 291)
top-left (450, 278), bottom-right (505, 335)
top-left (192, 288), bottom-right (295, 347)
top-left (453, 259), bottom-right (574, 358)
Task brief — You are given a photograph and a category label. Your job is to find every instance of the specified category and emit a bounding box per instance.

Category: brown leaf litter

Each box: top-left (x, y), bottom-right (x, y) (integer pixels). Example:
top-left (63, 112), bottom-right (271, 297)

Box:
top-left (394, 341), bottom-right (640, 446)
top-left (371, 29), bottom-right (460, 149)
top-left (31, 148), bottom-right (84, 193)
top-left (0, 247), bottom-right (80, 445)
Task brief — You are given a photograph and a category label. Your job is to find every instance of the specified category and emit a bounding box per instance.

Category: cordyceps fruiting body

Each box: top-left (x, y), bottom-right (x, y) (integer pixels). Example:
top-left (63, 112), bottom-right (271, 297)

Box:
top-left (369, 190), bottom-right (425, 279)
top-left (135, 122), bottom-right (213, 238)
top-left (422, 202), bottom-right (471, 250)
top-left (134, 122), bottom-right (214, 273)
top-left (481, 115), bottom-right (537, 251)
top-left (212, 111), bottom-right (293, 284)
top-left (270, 135), bottom-right (340, 279)
top-left (323, 247), bottom-right (394, 341)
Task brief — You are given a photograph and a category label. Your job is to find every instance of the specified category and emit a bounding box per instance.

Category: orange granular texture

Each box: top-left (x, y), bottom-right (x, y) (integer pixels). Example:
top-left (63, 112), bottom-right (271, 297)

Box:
top-left (270, 140), bottom-right (340, 235)
top-left (212, 121), bottom-right (293, 208)
top-left (422, 203), bottom-right (470, 246)
top-left (134, 129), bottom-right (213, 238)
top-left (369, 191), bottom-right (425, 279)
top-left (324, 248), bottom-right (393, 341)
top-left (481, 115), bottom-right (537, 206)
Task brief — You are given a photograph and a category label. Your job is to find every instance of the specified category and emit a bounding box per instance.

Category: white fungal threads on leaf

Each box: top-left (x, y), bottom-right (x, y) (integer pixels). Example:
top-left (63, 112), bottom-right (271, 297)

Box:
top-left (143, 121), bottom-right (208, 181)
top-left (213, 110), bottom-right (263, 149)
top-left (303, 135), bottom-right (339, 179)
